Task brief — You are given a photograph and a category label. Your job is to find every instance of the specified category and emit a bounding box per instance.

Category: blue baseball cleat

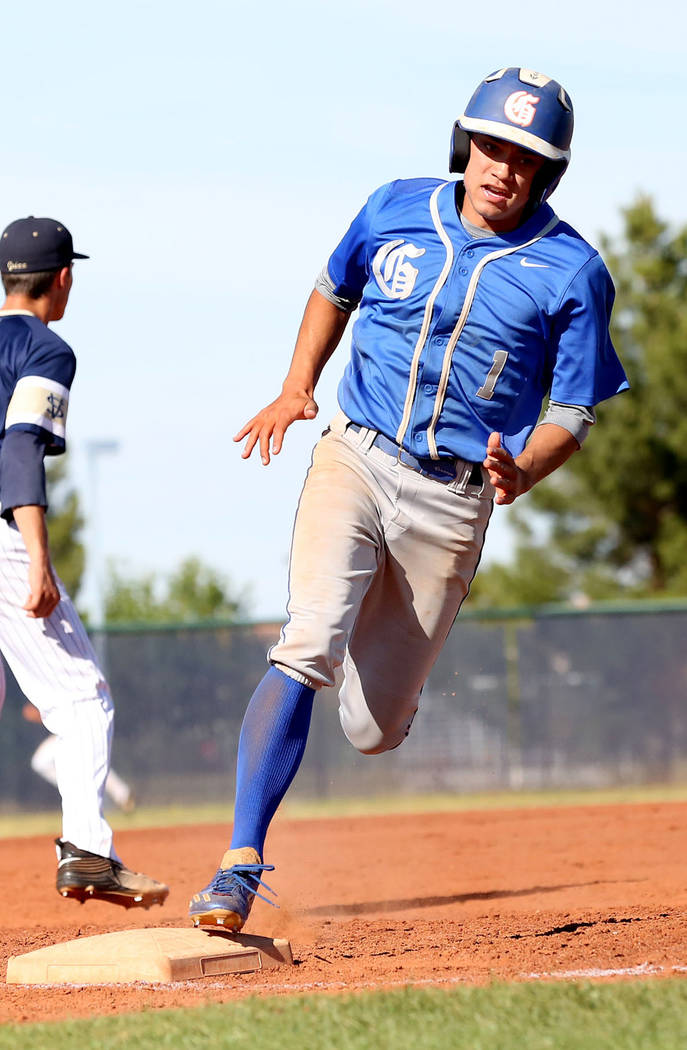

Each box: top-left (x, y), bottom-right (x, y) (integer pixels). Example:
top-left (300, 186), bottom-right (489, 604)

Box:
top-left (189, 847), bottom-right (277, 930)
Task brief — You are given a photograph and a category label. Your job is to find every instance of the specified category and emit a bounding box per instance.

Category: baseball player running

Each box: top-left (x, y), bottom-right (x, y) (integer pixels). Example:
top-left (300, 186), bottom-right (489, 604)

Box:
top-left (0, 217), bottom-right (167, 908)
top-left (189, 68), bottom-right (628, 930)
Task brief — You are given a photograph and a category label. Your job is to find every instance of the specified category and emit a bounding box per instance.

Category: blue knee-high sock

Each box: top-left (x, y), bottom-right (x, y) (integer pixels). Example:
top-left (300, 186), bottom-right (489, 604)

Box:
top-left (230, 666), bottom-right (314, 857)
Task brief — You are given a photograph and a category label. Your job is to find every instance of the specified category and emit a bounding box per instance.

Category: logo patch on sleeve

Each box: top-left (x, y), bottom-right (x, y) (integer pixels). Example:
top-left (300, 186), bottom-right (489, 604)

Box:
top-left (6, 375), bottom-right (70, 439)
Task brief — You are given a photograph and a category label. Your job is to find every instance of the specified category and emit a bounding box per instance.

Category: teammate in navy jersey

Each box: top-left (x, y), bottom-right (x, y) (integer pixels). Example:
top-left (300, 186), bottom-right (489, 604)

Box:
top-left (190, 68), bottom-right (629, 930)
top-left (0, 216), bottom-right (167, 908)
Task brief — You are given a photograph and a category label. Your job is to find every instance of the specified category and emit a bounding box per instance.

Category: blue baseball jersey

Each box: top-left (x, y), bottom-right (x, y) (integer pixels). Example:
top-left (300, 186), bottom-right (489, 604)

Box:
top-left (326, 178), bottom-right (628, 463)
top-left (0, 312), bottom-right (76, 515)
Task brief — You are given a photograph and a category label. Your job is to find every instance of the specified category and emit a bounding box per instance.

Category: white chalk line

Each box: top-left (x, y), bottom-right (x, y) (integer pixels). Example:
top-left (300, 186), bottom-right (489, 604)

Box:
top-left (12, 963), bottom-right (687, 993)
top-left (521, 963), bottom-right (687, 980)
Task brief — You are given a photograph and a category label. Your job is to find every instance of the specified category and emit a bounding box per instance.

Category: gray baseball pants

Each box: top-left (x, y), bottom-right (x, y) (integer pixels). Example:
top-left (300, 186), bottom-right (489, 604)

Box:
top-left (270, 411), bottom-right (494, 754)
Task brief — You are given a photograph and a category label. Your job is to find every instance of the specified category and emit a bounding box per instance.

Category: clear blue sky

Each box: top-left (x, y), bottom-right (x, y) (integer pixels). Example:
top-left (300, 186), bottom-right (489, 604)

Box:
top-left (1, 0), bottom-right (684, 620)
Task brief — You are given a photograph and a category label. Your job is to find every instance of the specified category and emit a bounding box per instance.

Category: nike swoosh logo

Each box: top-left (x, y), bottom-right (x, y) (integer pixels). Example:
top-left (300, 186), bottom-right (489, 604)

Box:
top-left (520, 257), bottom-right (549, 268)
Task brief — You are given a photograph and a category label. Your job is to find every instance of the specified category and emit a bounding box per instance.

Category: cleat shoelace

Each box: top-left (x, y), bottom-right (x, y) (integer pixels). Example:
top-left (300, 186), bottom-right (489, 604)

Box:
top-left (210, 862), bottom-right (278, 908)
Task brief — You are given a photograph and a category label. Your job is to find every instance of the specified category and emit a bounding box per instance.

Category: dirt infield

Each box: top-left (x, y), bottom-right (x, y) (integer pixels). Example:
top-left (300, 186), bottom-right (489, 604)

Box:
top-left (2, 801), bottom-right (687, 1023)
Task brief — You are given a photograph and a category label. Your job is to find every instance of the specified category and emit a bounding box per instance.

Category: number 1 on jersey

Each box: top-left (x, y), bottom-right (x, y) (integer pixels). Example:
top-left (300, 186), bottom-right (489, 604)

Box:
top-left (476, 350), bottom-right (509, 401)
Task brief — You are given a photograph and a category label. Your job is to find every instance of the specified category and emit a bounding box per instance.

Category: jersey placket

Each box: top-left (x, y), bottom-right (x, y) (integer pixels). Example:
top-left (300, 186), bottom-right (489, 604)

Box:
top-left (392, 186), bottom-right (561, 460)
top-left (405, 243), bottom-right (475, 458)
top-left (426, 216), bottom-right (561, 458)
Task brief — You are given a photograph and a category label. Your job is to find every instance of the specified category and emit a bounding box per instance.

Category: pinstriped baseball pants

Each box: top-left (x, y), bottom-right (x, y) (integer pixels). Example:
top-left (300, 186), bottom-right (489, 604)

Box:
top-left (0, 518), bottom-right (117, 859)
top-left (270, 413), bottom-right (494, 754)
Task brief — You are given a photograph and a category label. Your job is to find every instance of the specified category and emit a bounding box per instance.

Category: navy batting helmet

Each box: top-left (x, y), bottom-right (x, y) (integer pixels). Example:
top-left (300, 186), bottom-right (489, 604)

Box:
top-left (449, 68), bottom-right (574, 202)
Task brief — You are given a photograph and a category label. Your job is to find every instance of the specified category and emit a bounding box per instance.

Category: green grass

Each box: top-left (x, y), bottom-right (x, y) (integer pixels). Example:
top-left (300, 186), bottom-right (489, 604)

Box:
top-left (3, 783), bottom-right (687, 838)
top-left (3, 981), bottom-right (687, 1049)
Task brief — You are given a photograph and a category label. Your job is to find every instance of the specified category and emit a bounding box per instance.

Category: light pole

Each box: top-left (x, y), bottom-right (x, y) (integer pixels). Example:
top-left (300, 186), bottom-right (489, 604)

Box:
top-left (85, 440), bottom-right (120, 665)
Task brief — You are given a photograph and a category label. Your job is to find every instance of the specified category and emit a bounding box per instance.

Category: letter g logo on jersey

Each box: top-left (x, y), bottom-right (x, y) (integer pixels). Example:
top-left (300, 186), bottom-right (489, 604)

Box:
top-left (372, 239), bottom-right (425, 300)
top-left (503, 91), bottom-right (540, 128)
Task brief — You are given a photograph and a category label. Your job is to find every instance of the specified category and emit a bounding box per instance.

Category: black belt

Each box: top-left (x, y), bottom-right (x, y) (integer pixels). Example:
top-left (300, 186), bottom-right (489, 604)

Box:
top-left (346, 423), bottom-right (483, 485)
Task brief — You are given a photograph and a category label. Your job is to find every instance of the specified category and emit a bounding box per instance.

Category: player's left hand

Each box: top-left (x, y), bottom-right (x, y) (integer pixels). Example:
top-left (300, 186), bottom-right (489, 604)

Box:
top-left (483, 432), bottom-right (529, 506)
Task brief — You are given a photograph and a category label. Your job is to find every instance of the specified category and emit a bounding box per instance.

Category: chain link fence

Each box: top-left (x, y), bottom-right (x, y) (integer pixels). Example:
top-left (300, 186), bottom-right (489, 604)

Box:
top-left (2, 604), bottom-right (687, 810)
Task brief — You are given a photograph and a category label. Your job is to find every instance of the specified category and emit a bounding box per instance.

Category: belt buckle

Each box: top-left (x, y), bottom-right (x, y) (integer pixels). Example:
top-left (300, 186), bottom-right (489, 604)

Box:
top-left (397, 447), bottom-right (427, 477)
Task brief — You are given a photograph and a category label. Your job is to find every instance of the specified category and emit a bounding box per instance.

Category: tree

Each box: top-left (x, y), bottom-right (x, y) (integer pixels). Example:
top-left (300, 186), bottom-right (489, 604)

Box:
top-left (467, 537), bottom-right (570, 609)
top-left (46, 457), bottom-right (86, 599)
top-left (467, 197), bottom-right (687, 609)
top-left (105, 556), bottom-right (249, 624)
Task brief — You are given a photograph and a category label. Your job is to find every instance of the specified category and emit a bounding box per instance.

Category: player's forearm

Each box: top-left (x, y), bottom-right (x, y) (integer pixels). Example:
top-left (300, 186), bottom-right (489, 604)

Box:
top-left (515, 422), bottom-right (580, 491)
top-left (282, 290), bottom-right (351, 396)
top-left (12, 505), bottom-right (52, 568)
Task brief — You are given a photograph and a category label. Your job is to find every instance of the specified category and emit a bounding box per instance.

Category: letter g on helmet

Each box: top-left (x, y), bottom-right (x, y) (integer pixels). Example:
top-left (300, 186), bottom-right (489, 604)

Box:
top-left (449, 68), bottom-right (574, 202)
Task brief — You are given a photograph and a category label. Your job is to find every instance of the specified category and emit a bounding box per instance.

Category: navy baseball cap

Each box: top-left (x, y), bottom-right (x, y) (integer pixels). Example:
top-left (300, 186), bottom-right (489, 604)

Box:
top-left (0, 216), bottom-right (89, 274)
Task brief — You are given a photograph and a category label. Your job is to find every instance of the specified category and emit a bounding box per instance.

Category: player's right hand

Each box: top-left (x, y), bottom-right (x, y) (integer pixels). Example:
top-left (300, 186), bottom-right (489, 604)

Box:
top-left (24, 560), bottom-right (60, 619)
top-left (234, 390), bottom-right (319, 465)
